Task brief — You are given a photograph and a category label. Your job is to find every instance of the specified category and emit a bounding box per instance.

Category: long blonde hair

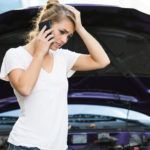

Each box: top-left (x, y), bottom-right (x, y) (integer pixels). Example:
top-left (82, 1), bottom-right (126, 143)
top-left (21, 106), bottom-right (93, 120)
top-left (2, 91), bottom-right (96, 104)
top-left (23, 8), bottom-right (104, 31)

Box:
top-left (27, 0), bottom-right (75, 42)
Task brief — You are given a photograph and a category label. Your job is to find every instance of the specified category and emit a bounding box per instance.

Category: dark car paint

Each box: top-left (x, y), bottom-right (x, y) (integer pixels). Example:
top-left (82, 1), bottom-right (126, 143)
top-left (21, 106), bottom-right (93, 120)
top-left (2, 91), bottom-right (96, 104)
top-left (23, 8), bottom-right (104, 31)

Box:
top-left (0, 5), bottom-right (150, 115)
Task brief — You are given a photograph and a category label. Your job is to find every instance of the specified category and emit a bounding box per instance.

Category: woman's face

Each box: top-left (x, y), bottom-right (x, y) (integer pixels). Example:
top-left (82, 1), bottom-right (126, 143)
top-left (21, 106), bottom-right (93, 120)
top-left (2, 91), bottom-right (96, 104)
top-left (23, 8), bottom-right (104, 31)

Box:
top-left (50, 18), bottom-right (75, 50)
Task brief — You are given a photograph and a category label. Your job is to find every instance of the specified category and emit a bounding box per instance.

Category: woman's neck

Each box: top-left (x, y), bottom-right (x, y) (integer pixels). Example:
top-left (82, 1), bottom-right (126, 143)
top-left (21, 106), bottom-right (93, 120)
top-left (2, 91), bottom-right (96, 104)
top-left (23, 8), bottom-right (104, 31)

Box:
top-left (23, 39), bottom-right (36, 56)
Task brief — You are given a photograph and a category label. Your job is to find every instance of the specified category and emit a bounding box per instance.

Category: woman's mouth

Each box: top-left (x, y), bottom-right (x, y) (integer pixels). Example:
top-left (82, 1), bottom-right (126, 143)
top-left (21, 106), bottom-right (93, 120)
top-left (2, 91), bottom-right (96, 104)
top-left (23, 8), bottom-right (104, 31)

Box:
top-left (55, 42), bottom-right (62, 48)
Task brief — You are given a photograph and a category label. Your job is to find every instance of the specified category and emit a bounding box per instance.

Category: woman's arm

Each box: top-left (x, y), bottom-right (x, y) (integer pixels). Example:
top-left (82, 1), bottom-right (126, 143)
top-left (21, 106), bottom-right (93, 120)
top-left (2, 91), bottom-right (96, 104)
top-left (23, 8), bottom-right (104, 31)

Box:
top-left (73, 26), bottom-right (110, 71)
top-left (8, 56), bottom-right (43, 96)
top-left (8, 27), bottom-right (54, 96)
top-left (66, 6), bottom-right (110, 71)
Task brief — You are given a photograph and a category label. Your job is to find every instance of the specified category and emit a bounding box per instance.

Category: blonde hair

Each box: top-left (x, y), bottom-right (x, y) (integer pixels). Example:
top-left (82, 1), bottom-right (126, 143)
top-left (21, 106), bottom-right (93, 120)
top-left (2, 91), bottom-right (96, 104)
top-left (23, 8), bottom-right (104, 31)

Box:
top-left (27, 0), bottom-right (76, 42)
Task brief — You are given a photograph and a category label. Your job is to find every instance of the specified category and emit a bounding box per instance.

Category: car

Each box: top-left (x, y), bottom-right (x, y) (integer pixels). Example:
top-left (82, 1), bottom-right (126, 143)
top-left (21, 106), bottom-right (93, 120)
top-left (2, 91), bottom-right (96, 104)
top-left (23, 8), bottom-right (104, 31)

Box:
top-left (1, 2), bottom-right (150, 150)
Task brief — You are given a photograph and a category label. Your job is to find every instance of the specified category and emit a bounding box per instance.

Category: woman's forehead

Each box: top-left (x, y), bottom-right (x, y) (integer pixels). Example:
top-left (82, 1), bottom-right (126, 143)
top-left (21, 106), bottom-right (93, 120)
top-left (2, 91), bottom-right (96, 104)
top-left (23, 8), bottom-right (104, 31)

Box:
top-left (54, 19), bottom-right (75, 33)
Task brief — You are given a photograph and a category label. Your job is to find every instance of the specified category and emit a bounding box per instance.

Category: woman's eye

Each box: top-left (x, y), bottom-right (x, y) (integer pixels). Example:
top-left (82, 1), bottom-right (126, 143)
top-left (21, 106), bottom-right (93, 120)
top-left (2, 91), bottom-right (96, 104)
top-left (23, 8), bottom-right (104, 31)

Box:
top-left (59, 30), bottom-right (65, 34)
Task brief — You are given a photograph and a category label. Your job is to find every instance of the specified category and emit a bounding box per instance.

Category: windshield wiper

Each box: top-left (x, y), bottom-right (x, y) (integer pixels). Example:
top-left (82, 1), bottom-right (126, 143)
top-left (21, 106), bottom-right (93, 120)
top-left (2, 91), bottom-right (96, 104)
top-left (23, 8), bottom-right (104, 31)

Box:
top-left (69, 114), bottom-right (150, 131)
top-left (69, 114), bottom-right (116, 123)
top-left (69, 114), bottom-right (147, 126)
top-left (0, 116), bottom-right (18, 125)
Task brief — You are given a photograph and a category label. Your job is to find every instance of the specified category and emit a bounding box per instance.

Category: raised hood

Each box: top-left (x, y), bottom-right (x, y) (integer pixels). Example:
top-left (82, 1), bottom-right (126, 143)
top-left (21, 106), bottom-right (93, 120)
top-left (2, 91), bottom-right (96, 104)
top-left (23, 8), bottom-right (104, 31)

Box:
top-left (1, 5), bottom-right (150, 115)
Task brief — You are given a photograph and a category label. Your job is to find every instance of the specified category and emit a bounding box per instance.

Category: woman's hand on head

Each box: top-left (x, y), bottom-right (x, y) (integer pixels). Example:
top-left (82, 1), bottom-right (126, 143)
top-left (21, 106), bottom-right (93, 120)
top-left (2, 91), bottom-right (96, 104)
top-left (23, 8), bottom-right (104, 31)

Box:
top-left (65, 5), bottom-right (83, 32)
top-left (34, 26), bottom-right (54, 58)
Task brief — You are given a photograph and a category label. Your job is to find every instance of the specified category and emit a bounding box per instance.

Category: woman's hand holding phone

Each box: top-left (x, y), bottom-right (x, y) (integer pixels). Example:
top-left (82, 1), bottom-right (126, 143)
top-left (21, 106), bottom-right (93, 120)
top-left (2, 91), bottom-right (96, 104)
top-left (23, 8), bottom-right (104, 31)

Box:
top-left (34, 21), bottom-right (54, 58)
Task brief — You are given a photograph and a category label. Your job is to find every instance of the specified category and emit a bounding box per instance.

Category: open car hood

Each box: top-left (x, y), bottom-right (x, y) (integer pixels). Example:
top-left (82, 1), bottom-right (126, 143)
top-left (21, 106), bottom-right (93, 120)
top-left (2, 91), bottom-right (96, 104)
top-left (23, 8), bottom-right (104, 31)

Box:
top-left (1, 5), bottom-right (150, 115)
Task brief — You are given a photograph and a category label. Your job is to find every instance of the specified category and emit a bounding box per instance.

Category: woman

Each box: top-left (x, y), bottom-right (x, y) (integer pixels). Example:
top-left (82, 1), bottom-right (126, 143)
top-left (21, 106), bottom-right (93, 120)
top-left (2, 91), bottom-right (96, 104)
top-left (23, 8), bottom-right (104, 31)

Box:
top-left (0, 0), bottom-right (110, 150)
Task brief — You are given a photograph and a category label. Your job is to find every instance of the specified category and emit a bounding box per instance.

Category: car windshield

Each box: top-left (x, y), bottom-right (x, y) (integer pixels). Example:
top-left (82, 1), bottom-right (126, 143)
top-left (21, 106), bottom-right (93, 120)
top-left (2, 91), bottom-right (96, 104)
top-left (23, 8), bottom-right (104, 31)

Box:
top-left (1, 105), bottom-right (150, 132)
top-left (68, 105), bottom-right (150, 131)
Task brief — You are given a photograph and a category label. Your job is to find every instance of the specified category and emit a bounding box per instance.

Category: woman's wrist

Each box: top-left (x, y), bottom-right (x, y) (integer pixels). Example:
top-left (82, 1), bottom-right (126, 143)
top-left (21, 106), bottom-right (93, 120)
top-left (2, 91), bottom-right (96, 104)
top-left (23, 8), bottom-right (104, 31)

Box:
top-left (76, 25), bottom-right (85, 34)
top-left (33, 51), bottom-right (45, 60)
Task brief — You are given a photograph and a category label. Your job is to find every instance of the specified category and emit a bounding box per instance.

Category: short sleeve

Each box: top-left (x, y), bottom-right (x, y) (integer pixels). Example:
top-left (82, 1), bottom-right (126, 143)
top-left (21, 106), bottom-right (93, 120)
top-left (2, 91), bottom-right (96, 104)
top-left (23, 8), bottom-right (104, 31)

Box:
top-left (62, 49), bottom-right (81, 78)
top-left (0, 48), bottom-right (25, 81)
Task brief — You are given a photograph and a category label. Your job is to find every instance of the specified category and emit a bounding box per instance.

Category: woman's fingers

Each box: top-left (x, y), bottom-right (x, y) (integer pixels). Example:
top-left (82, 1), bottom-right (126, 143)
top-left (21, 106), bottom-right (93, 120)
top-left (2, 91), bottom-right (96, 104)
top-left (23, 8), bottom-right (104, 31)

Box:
top-left (46, 34), bottom-right (54, 41)
top-left (48, 38), bottom-right (55, 45)
top-left (38, 27), bottom-right (53, 39)
top-left (38, 26), bottom-right (47, 37)
top-left (65, 5), bottom-right (82, 30)
top-left (65, 5), bottom-right (75, 10)
top-left (65, 5), bottom-right (78, 14)
top-left (42, 29), bottom-right (53, 38)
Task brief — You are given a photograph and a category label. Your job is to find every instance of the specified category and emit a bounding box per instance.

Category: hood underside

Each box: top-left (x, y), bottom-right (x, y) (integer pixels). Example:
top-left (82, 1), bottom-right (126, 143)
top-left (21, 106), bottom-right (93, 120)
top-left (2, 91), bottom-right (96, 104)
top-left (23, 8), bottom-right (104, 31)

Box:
top-left (0, 5), bottom-right (150, 115)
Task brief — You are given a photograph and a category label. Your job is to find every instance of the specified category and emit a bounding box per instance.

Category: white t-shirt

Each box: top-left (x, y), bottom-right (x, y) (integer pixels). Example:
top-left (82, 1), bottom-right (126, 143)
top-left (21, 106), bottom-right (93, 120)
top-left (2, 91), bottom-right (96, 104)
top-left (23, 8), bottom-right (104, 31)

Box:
top-left (0, 46), bottom-right (81, 150)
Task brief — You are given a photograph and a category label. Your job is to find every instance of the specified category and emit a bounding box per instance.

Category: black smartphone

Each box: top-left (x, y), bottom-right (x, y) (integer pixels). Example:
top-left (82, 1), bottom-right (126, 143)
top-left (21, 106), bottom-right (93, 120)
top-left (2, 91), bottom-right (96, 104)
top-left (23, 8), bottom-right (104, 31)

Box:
top-left (39, 20), bottom-right (51, 31)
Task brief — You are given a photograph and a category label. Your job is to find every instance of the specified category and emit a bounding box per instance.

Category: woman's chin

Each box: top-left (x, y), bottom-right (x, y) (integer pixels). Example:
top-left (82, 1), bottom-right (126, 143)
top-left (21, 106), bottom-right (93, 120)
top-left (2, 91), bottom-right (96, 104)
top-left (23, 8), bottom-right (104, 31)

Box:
top-left (49, 45), bottom-right (58, 51)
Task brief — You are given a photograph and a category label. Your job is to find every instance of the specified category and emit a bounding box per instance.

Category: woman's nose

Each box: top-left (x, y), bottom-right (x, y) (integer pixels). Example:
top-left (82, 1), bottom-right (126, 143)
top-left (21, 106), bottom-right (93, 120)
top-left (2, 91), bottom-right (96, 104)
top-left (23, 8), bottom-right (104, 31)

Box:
top-left (61, 35), bottom-right (68, 44)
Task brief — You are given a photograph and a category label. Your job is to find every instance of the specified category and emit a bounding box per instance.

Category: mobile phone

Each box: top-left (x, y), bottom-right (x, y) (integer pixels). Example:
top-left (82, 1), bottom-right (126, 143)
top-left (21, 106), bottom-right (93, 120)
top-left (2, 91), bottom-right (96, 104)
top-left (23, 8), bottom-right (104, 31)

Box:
top-left (39, 20), bottom-right (51, 31)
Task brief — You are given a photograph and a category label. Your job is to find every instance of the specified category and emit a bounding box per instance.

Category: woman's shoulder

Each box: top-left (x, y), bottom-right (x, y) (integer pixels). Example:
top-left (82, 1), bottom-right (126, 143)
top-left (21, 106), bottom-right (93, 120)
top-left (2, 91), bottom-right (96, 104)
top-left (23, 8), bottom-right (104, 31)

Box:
top-left (5, 46), bottom-right (24, 56)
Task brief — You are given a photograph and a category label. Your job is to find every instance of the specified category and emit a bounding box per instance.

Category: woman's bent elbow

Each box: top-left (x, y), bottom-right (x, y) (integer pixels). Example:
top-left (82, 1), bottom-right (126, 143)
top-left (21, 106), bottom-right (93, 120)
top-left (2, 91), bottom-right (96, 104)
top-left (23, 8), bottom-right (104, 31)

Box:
top-left (106, 59), bottom-right (110, 66)
top-left (101, 59), bottom-right (110, 69)
top-left (17, 87), bottom-right (31, 97)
